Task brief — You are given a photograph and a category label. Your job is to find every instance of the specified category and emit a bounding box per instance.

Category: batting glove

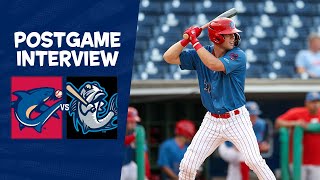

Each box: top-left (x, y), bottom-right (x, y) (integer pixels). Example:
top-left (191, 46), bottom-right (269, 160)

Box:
top-left (189, 30), bottom-right (203, 51)
top-left (180, 26), bottom-right (202, 47)
top-left (184, 26), bottom-right (202, 38)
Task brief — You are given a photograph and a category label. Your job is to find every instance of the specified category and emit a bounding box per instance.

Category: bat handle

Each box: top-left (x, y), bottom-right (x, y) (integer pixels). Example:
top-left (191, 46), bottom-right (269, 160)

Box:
top-left (201, 23), bottom-right (209, 30)
top-left (182, 26), bottom-right (205, 40)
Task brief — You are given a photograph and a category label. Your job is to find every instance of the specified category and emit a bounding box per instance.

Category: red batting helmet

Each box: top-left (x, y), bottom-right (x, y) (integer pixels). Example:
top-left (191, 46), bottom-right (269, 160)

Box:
top-left (127, 107), bottom-right (141, 122)
top-left (175, 119), bottom-right (196, 140)
top-left (208, 17), bottom-right (242, 46)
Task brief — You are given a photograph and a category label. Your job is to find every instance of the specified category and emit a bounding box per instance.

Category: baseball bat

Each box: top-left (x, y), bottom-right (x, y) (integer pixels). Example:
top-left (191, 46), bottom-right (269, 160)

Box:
top-left (183, 8), bottom-right (237, 40)
top-left (66, 84), bottom-right (88, 106)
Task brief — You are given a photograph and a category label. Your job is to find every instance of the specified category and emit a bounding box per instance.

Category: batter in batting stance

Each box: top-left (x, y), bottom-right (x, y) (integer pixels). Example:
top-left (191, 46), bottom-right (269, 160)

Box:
top-left (163, 17), bottom-right (276, 180)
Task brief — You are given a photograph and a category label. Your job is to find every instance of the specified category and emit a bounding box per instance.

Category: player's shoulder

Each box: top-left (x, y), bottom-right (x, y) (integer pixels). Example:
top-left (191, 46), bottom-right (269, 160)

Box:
top-left (297, 49), bottom-right (310, 55)
top-left (161, 138), bottom-right (175, 147)
top-left (225, 47), bottom-right (246, 60)
top-left (232, 46), bottom-right (244, 52)
top-left (288, 107), bottom-right (307, 113)
top-left (230, 47), bottom-right (245, 56)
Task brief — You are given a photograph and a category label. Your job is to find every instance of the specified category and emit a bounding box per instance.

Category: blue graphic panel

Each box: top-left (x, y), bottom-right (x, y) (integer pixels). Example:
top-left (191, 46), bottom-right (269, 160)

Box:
top-left (0, 0), bottom-right (139, 179)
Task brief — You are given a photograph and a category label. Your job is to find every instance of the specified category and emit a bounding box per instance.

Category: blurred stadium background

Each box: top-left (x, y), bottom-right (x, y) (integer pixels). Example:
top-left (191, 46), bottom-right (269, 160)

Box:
top-left (129, 0), bottom-right (320, 179)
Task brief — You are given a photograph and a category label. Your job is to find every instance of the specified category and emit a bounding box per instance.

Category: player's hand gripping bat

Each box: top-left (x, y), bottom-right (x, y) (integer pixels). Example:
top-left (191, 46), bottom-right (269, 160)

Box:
top-left (183, 8), bottom-right (237, 40)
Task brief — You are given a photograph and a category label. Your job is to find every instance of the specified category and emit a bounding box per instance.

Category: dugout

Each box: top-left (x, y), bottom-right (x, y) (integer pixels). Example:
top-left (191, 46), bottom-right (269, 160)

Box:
top-left (129, 79), bottom-right (320, 179)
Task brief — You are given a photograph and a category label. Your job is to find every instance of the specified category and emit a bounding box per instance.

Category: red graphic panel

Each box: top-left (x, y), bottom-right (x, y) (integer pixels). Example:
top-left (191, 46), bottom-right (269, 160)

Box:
top-left (11, 76), bottom-right (63, 139)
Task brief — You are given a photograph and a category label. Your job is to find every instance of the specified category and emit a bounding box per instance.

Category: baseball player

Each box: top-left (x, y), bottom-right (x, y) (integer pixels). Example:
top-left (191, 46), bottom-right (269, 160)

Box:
top-left (163, 17), bottom-right (276, 180)
top-left (121, 107), bottom-right (150, 180)
top-left (276, 92), bottom-right (320, 180)
top-left (218, 101), bottom-right (270, 180)
top-left (157, 120), bottom-right (196, 180)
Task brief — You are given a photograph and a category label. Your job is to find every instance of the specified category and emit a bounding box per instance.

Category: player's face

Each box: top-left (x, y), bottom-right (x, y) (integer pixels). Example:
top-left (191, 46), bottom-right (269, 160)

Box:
top-left (310, 38), bottom-right (320, 52)
top-left (306, 100), bottom-right (320, 114)
top-left (126, 121), bottom-right (137, 131)
top-left (250, 115), bottom-right (258, 124)
top-left (221, 34), bottom-right (236, 50)
top-left (183, 136), bottom-right (192, 144)
top-left (306, 101), bottom-right (320, 112)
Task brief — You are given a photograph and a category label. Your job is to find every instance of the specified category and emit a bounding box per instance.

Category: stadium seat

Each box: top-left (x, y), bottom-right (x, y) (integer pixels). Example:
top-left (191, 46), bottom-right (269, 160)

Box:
top-left (163, 2), bottom-right (194, 15)
top-left (261, 0), bottom-right (278, 14)
top-left (252, 25), bottom-right (268, 38)
top-left (134, 51), bottom-right (145, 64)
top-left (283, 15), bottom-right (314, 28)
top-left (237, 16), bottom-right (255, 27)
top-left (268, 50), bottom-right (296, 65)
top-left (241, 37), bottom-right (273, 51)
top-left (313, 16), bottom-right (320, 26)
top-left (273, 37), bottom-right (306, 51)
top-left (254, 14), bottom-right (273, 28)
top-left (262, 27), bottom-right (277, 38)
top-left (233, 0), bottom-right (247, 14)
top-left (252, 14), bottom-right (283, 28)
top-left (172, 68), bottom-right (197, 80)
top-left (159, 13), bottom-right (190, 28)
top-left (139, 1), bottom-right (163, 15)
top-left (253, 52), bottom-right (270, 64)
top-left (194, 2), bottom-right (228, 16)
top-left (132, 66), bottom-right (141, 80)
top-left (137, 25), bottom-right (153, 40)
top-left (288, 2), bottom-right (319, 16)
top-left (246, 63), bottom-right (266, 78)
top-left (258, 1), bottom-right (290, 16)
top-left (149, 48), bottom-right (164, 62)
top-left (188, 14), bottom-right (208, 27)
top-left (267, 63), bottom-right (296, 78)
top-left (237, 2), bottom-right (261, 15)
top-left (153, 25), bottom-right (182, 38)
top-left (309, 26), bottom-right (320, 35)
top-left (135, 40), bottom-right (148, 51)
top-left (138, 13), bottom-right (159, 26)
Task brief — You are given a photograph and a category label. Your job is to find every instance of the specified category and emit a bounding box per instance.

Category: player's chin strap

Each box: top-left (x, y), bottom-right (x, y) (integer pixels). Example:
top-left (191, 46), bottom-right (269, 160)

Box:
top-left (234, 33), bottom-right (241, 47)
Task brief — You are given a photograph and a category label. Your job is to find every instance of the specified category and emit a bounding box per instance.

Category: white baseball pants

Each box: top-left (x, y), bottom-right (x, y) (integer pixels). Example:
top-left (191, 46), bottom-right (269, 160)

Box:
top-left (218, 142), bottom-right (243, 180)
top-left (178, 106), bottom-right (276, 180)
top-left (121, 161), bottom-right (137, 180)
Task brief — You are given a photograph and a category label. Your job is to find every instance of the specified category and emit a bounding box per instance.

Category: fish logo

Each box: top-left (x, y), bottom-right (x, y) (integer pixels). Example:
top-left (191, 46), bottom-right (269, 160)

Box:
top-left (67, 81), bottom-right (118, 134)
top-left (11, 87), bottom-right (62, 133)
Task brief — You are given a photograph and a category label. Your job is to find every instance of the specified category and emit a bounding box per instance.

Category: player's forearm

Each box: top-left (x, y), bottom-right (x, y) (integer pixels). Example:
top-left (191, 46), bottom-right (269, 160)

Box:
top-left (275, 119), bottom-right (297, 129)
top-left (196, 47), bottom-right (225, 72)
top-left (307, 123), bottom-right (320, 132)
top-left (163, 42), bottom-right (184, 65)
top-left (161, 167), bottom-right (179, 180)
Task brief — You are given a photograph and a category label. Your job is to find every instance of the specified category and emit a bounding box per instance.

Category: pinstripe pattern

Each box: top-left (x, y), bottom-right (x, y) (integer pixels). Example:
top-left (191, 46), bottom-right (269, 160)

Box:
top-left (178, 106), bottom-right (276, 180)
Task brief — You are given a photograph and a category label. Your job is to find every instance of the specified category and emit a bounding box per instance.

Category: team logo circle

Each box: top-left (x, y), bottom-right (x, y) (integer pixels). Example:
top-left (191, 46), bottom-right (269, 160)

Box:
top-left (229, 53), bottom-right (238, 60)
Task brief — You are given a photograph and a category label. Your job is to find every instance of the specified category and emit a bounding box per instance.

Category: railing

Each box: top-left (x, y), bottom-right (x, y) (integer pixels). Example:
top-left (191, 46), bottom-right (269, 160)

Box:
top-left (136, 125), bottom-right (146, 180)
top-left (130, 79), bottom-right (320, 96)
top-left (280, 123), bottom-right (320, 180)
